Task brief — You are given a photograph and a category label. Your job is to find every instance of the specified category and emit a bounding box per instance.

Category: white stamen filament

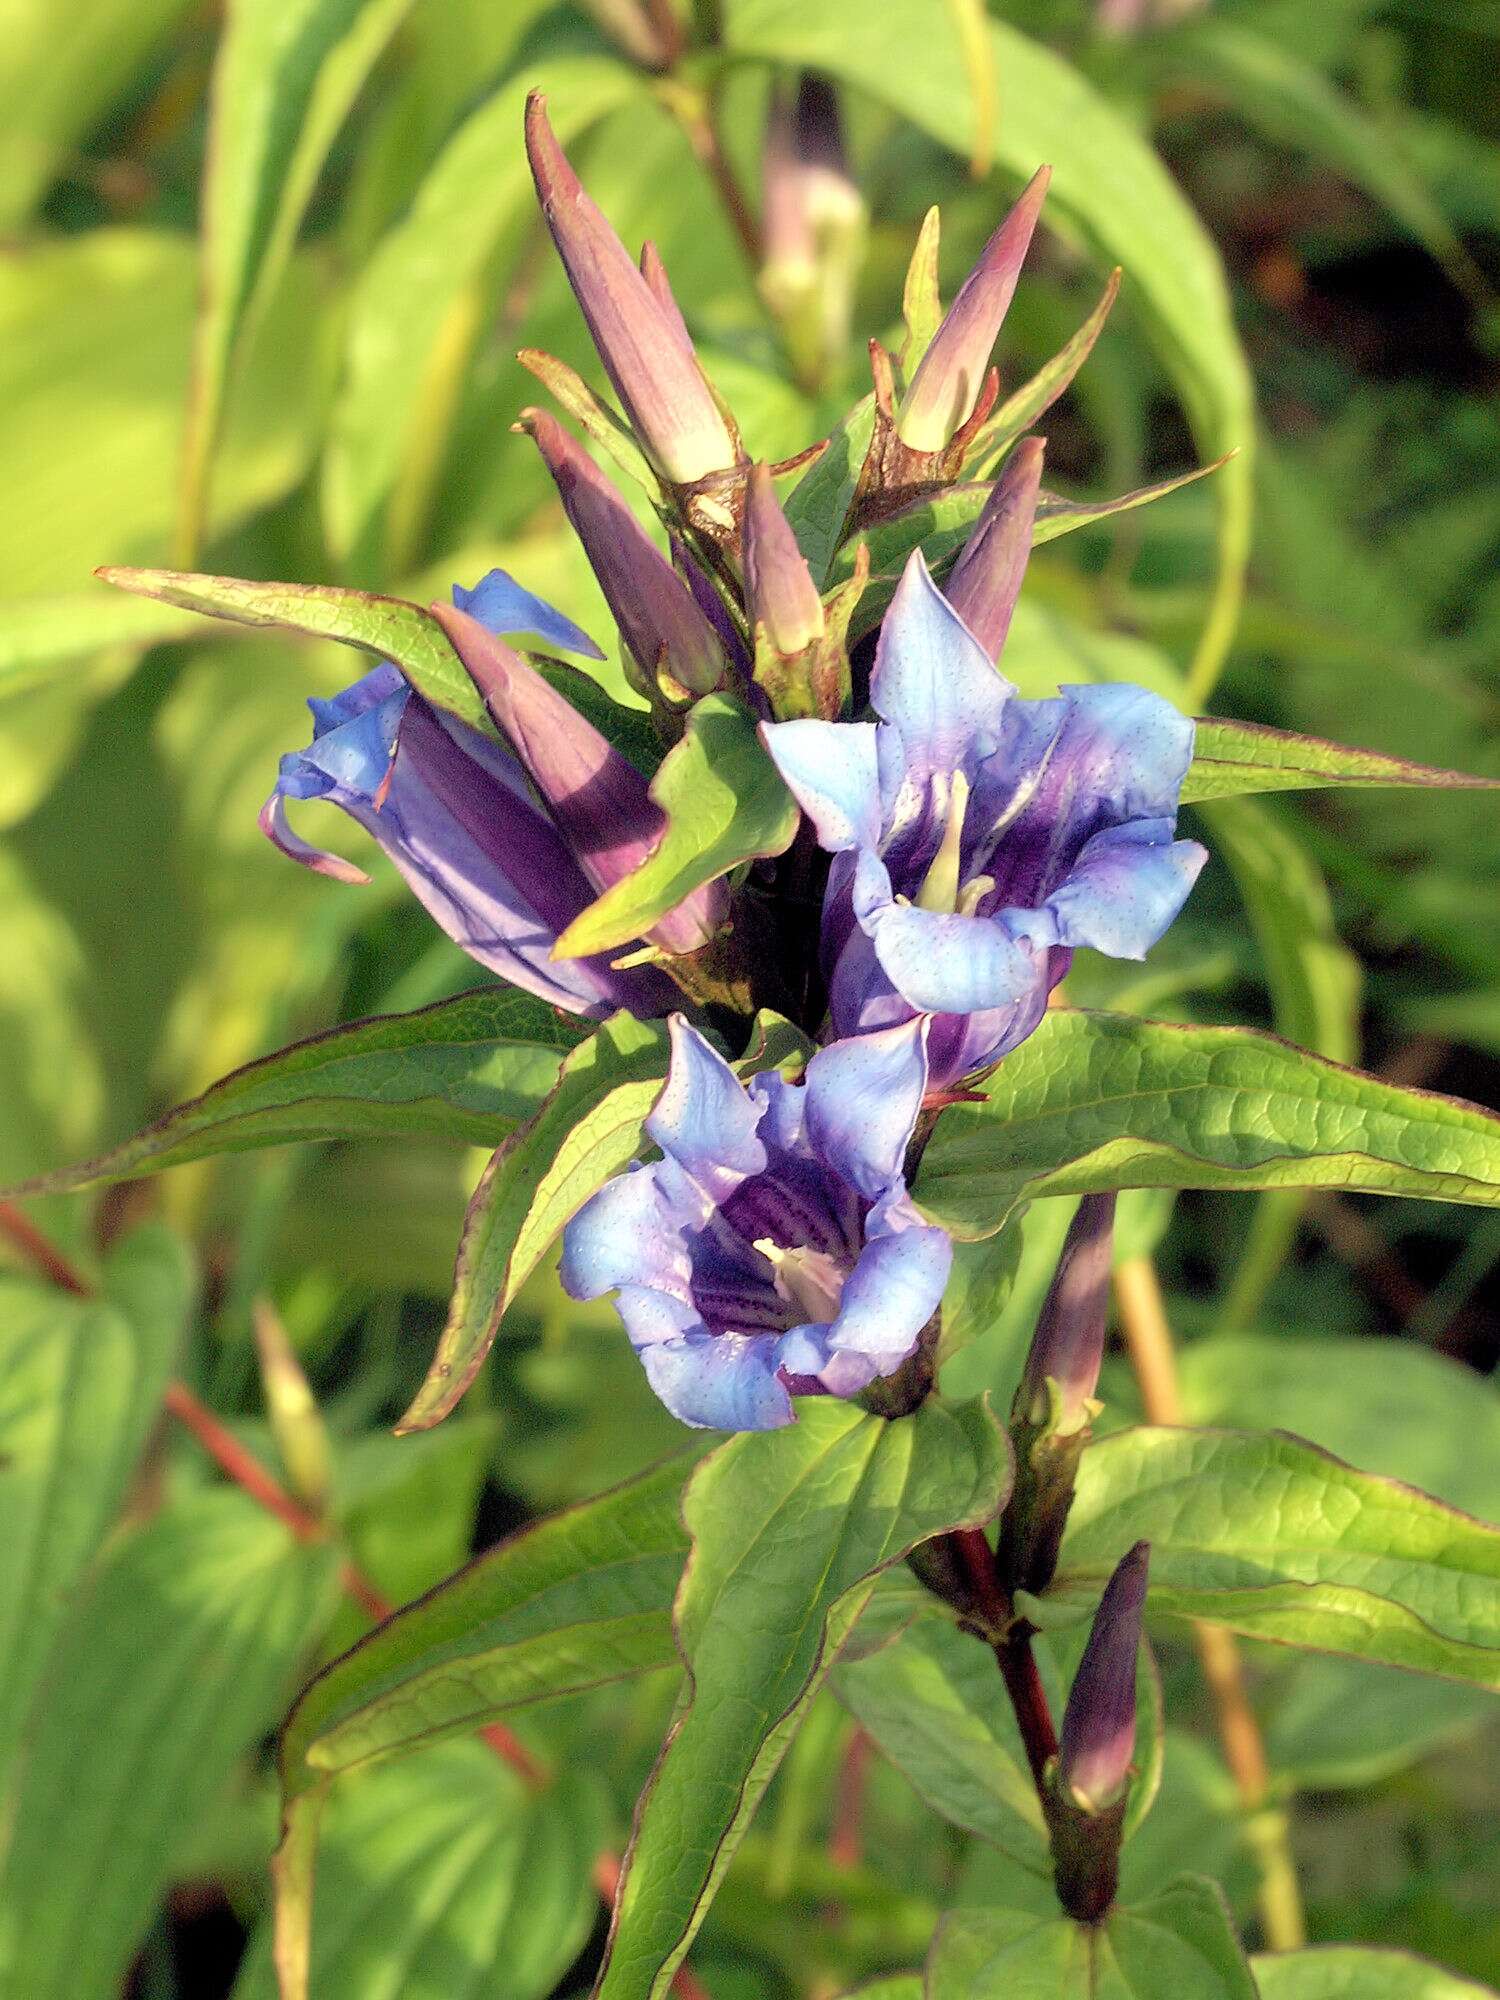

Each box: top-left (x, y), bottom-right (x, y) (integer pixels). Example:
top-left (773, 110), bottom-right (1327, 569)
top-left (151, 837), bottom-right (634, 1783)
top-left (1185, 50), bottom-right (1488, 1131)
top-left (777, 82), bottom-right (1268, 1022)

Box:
top-left (754, 1238), bottom-right (847, 1323)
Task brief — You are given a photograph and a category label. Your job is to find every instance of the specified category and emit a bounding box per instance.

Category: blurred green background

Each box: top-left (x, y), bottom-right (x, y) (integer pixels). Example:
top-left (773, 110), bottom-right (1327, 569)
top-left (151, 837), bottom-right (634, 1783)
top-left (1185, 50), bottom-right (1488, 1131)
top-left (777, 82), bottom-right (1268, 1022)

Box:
top-left (2, 1), bottom-right (1500, 1994)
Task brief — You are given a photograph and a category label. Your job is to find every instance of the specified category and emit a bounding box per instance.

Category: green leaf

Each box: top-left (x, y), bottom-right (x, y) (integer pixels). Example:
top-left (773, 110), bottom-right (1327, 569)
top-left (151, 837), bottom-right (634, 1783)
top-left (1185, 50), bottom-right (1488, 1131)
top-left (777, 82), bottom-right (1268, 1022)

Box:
top-left (0, 1226), bottom-right (191, 1791)
top-left (1059, 1426), bottom-right (1500, 1686)
top-left (555, 695), bottom-right (800, 960)
top-left (595, 1397), bottom-right (1009, 2000)
top-left (725, 0), bottom-right (1256, 697)
top-left (397, 1012), bottom-right (672, 1432)
top-left (1171, 1332), bottom-right (1500, 1524)
top-left (837, 464), bottom-right (1226, 639)
top-left (0, 1493), bottom-right (336, 2000)
top-left (11, 989), bottom-right (587, 1196)
top-left (968, 271), bottom-right (1121, 467)
top-left (1182, 716), bottom-right (1500, 802)
top-left (1252, 1946), bottom-right (1499, 1999)
top-left (785, 398), bottom-right (877, 586)
top-left (325, 41), bottom-right (638, 563)
top-left (915, 1009), bottom-right (1500, 1242)
top-left (273, 1455), bottom-right (692, 2000)
top-left (235, 1747), bottom-right (605, 2000)
top-left (928, 1876), bottom-right (1255, 1998)
top-left (180, 0), bottom-right (418, 560)
top-left (283, 1455), bottom-right (691, 1794)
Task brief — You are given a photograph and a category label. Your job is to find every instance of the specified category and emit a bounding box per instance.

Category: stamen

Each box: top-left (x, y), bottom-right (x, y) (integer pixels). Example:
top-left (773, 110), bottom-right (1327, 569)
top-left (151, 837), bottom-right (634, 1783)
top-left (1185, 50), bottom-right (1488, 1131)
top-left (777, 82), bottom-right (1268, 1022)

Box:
top-left (914, 769), bottom-right (971, 913)
top-left (754, 1238), bottom-right (847, 1323)
top-left (956, 871), bottom-right (995, 917)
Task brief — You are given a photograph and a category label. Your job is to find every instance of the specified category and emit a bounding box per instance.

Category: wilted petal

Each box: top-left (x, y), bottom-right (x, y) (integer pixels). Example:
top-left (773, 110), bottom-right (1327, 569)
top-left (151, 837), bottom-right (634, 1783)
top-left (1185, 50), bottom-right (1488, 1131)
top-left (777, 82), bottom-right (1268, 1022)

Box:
top-left (896, 166), bottom-right (1051, 453)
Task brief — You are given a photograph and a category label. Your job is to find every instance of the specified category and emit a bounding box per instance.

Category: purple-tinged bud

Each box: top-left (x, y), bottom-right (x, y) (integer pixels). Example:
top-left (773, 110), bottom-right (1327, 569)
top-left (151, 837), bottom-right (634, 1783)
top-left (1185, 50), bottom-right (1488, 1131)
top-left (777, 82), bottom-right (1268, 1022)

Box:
top-left (760, 77), bottom-right (865, 392)
top-left (896, 166), bottom-right (1051, 453)
top-left (1013, 1191), bottom-right (1115, 1433)
top-left (639, 240), bottom-right (692, 350)
top-left (520, 408), bottom-right (724, 698)
top-left (526, 93), bottom-right (740, 485)
top-left (431, 601), bottom-right (725, 956)
top-left (944, 436), bottom-right (1045, 663)
top-left (744, 463), bottom-right (825, 658)
top-left (1057, 1542), bottom-right (1149, 1814)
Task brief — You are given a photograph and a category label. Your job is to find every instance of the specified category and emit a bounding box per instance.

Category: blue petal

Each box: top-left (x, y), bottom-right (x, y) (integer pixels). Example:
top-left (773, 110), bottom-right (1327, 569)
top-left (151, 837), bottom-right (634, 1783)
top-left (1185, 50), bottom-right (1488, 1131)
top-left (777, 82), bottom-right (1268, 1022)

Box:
top-left (1049, 683), bottom-right (1196, 823)
top-left (759, 719), bottom-right (882, 853)
top-left (452, 568), bottom-right (605, 660)
top-left (1042, 822), bottom-right (1207, 957)
top-left (559, 1163), bottom-right (700, 1303)
top-left (289, 683), bottom-right (408, 800)
top-left (870, 552), bottom-right (1012, 783)
top-left (780, 1206), bottom-right (951, 1389)
top-left (646, 1017), bottom-right (767, 1201)
top-left (307, 663), bottom-right (406, 737)
top-left (638, 1330), bottom-right (795, 1430)
top-left (863, 895), bottom-right (1045, 1017)
top-left (804, 1017), bottom-right (929, 1200)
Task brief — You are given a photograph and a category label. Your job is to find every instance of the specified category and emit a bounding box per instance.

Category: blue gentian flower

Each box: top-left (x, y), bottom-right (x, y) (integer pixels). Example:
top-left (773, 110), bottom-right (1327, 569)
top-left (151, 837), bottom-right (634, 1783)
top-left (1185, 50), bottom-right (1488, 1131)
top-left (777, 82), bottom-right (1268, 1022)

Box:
top-left (761, 551), bottom-right (1207, 1086)
top-left (560, 1014), bottom-right (952, 1430)
top-left (261, 569), bottom-right (678, 1020)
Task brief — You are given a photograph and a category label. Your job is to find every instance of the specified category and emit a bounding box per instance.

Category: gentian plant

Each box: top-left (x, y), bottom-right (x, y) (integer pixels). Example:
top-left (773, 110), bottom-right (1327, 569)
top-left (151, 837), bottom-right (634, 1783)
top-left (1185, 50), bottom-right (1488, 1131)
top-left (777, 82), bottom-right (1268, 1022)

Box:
top-left (24, 72), bottom-right (1500, 2000)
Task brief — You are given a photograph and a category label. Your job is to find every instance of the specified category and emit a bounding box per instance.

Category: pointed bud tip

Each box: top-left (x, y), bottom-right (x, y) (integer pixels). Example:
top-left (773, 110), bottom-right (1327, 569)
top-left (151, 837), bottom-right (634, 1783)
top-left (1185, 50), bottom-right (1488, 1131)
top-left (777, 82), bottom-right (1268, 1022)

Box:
top-left (1057, 1539), bottom-right (1150, 1813)
top-left (744, 462), bottom-right (824, 657)
top-left (1016, 1191), bottom-right (1116, 1429)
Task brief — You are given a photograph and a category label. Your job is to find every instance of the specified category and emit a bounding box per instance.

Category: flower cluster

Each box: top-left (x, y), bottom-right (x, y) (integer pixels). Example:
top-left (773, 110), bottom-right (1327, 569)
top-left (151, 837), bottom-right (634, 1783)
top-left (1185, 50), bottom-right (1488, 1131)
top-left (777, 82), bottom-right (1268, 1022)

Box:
top-left (263, 92), bottom-right (1205, 1432)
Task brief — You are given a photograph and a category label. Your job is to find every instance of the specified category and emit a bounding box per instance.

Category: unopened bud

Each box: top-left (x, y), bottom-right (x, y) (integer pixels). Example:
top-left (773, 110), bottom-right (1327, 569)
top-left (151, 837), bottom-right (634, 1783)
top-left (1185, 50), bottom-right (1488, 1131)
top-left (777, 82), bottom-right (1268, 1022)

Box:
top-left (944, 436), bottom-right (1046, 662)
top-left (252, 1299), bottom-right (331, 1513)
top-left (759, 77), bottom-right (865, 391)
top-left (432, 601), bottom-right (726, 956)
top-left (526, 93), bottom-right (741, 485)
top-left (744, 463), bottom-right (824, 658)
top-left (577, 0), bottom-right (678, 69)
top-left (1056, 1541), bottom-right (1149, 1814)
top-left (520, 408), bottom-right (724, 697)
top-left (896, 166), bottom-right (1050, 453)
top-left (1014, 1192), bottom-right (1115, 1434)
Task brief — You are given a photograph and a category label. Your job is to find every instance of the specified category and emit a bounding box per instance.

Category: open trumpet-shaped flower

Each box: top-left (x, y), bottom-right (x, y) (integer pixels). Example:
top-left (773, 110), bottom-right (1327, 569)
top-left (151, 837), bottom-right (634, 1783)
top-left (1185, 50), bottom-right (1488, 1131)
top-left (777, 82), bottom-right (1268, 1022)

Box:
top-left (560, 1015), bottom-right (951, 1430)
top-left (762, 551), bottom-right (1206, 1085)
top-left (261, 571), bottom-right (678, 1020)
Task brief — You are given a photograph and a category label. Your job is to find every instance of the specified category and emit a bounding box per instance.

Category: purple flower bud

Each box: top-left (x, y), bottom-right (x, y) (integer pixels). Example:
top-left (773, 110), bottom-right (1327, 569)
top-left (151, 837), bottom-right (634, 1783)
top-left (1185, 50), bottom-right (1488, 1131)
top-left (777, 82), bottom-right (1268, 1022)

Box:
top-left (760, 77), bottom-right (865, 392)
top-left (744, 463), bottom-right (825, 658)
top-left (944, 436), bottom-right (1045, 661)
top-left (1014, 1193), bottom-right (1115, 1432)
top-left (1057, 1542), bottom-right (1149, 1813)
top-left (526, 92), bottom-right (741, 485)
top-left (639, 239), bottom-right (692, 349)
top-left (520, 408), bottom-right (725, 697)
top-left (577, 0), bottom-right (678, 69)
top-left (895, 167), bottom-right (1051, 453)
top-left (431, 602), bottom-right (726, 956)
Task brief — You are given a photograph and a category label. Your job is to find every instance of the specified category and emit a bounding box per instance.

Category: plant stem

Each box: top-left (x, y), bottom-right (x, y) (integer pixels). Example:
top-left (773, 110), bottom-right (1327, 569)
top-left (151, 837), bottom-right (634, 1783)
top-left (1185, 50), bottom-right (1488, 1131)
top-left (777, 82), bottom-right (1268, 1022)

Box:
top-left (0, 1198), bottom-right (92, 1294)
top-left (1112, 1254), bottom-right (1307, 1950)
top-left (667, 82), bottom-right (763, 268)
top-left (948, 1528), bottom-right (1059, 1794)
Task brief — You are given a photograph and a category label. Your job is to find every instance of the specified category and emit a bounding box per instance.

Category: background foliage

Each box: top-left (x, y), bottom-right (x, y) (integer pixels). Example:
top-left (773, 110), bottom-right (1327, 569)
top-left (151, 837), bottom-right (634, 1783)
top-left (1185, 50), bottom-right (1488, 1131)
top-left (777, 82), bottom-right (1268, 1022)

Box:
top-left (2, 0), bottom-right (1498, 1993)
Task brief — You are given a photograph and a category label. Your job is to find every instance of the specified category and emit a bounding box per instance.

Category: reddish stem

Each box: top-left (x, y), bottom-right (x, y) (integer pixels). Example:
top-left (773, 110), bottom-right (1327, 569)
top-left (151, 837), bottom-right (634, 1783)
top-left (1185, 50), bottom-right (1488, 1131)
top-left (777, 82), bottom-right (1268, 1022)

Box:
top-left (0, 1198), bottom-right (93, 1295)
top-left (947, 1527), bottom-right (1059, 1792)
top-left (829, 1726), bottom-right (873, 1870)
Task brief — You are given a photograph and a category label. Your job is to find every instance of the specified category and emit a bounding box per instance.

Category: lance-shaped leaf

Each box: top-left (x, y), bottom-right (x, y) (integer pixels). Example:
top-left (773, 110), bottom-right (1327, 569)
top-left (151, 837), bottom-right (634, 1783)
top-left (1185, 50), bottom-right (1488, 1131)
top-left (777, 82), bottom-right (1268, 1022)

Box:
top-left (594, 1397), bottom-right (1009, 2000)
top-left (834, 462), bottom-right (1225, 639)
top-left (1058, 1426), bottom-right (1500, 1686)
top-left (273, 1456), bottom-right (694, 2000)
top-left (927, 1876), bottom-right (1256, 1999)
top-left (915, 1008), bottom-right (1500, 1242)
top-left (9, 990), bottom-right (590, 1195)
top-left (554, 694), bottom-right (800, 961)
top-left (0, 1227), bottom-right (191, 1789)
top-left (1182, 716), bottom-right (1500, 802)
top-left (399, 1010), bottom-right (811, 1433)
top-left (95, 566), bottom-right (661, 768)
top-left (966, 269), bottom-right (1121, 469)
top-left (179, 0), bottom-right (417, 560)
